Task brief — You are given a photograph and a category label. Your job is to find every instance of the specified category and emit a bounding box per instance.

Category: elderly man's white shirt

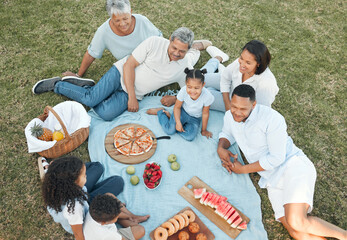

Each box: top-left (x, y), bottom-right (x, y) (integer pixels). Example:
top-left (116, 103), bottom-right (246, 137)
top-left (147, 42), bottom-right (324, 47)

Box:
top-left (115, 36), bottom-right (200, 100)
top-left (219, 104), bottom-right (304, 188)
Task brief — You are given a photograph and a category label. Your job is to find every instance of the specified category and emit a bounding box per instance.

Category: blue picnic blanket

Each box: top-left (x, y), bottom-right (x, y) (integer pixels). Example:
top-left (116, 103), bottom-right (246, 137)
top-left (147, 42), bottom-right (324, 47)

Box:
top-left (88, 96), bottom-right (268, 240)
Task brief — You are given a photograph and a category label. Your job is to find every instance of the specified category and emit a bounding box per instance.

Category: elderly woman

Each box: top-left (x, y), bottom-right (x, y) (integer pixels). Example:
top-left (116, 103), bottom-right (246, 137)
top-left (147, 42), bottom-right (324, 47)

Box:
top-left (63, 0), bottom-right (162, 78)
top-left (201, 40), bottom-right (279, 111)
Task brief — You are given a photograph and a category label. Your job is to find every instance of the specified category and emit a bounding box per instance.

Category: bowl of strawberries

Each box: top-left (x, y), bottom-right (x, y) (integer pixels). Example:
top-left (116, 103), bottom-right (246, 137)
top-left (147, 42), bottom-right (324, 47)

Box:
top-left (143, 162), bottom-right (162, 190)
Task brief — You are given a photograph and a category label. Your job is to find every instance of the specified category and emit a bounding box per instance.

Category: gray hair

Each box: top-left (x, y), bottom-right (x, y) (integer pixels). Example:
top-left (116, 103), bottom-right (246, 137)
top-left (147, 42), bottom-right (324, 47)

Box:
top-left (106, 0), bottom-right (131, 18)
top-left (170, 27), bottom-right (194, 49)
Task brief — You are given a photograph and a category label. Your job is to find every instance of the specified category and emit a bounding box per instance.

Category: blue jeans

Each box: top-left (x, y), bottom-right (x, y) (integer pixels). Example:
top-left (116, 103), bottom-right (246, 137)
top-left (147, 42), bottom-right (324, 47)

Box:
top-left (201, 58), bottom-right (226, 112)
top-left (158, 108), bottom-right (201, 141)
top-left (54, 66), bottom-right (128, 121)
top-left (85, 162), bottom-right (124, 203)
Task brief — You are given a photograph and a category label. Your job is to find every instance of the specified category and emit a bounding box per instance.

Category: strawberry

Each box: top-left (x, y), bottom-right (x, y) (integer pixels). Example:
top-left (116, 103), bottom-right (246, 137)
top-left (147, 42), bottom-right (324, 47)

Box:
top-left (157, 170), bottom-right (162, 177)
top-left (143, 173), bottom-right (147, 179)
top-left (145, 163), bottom-right (151, 169)
top-left (147, 182), bottom-right (155, 188)
top-left (144, 179), bottom-right (149, 184)
top-left (150, 175), bottom-right (160, 182)
top-left (152, 171), bottom-right (158, 176)
top-left (154, 165), bottom-right (161, 170)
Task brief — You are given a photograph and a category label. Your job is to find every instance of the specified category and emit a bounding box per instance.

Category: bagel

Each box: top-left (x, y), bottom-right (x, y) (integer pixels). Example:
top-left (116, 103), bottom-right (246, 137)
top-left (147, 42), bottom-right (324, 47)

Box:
top-left (180, 212), bottom-right (190, 227)
top-left (161, 221), bottom-right (175, 236)
top-left (173, 214), bottom-right (185, 230)
top-left (183, 210), bottom-right (196, 223)
top-left (168, 218), bottom-right (180, 233)
top-left (154, 227), bottom-right (168, 240)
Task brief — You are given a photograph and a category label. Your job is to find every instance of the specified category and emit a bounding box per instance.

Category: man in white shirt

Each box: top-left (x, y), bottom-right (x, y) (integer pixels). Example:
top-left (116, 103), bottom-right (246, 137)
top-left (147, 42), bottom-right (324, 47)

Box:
top-left (217, 84), bottom-right (346, 239)
top-left (32, 27), bottom-right (208, 121)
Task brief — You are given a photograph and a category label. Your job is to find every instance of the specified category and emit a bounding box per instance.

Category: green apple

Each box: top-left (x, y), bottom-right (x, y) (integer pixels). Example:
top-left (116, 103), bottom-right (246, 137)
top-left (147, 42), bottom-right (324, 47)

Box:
top-left (130, 175), bottom-right (139, 185)
top-left (126, 166), bottom-right (135, 175)
top-left (170, 161), bottom-right (180, 171)
top-left (168, 154), bottom-right (177, 163)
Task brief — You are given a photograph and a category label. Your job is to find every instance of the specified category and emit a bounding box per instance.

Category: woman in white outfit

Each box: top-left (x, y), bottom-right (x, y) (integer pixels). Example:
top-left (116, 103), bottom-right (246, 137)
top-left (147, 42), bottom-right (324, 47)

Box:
top-left (202, 40), bottom-right (279, 111)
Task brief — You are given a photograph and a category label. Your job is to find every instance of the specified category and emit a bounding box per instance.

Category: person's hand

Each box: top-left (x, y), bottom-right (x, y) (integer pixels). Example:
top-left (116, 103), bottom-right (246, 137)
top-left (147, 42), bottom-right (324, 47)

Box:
top-left (161, 95), bottom-right (176, 107)
top-left (217, 147), bottom-right (237, 174)
top-left (201, 130), bottom-right (213, 139)
top-left (127, 97), bottom-right (139, 112)
top-left (176, 121), bottom-right (184, 132)
top-left (62, 71), bottom-right (79, 77)
top-left (229, 159), bottom-right (245, 174)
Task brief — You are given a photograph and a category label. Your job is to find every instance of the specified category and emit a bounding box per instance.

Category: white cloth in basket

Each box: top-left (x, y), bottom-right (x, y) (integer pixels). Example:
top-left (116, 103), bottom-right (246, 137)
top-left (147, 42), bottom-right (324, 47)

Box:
top-left (25, 101), bottom-right (91, 153)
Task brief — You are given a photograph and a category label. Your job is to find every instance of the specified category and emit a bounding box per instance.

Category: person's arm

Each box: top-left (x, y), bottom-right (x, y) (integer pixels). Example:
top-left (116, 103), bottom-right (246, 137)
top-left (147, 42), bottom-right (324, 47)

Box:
top-left (222, 92), bottom-right (231, 111)
top-left (62, 51), bottom-right (95, 77)
top-left (173, 100), bottom-right (184, 132)
top-left (123, 55), bottom-right (140, 112)
top-left (160, 95), bottom-right (177, 107)
top-left (71, 224), bottom-right (85, 240)
top-left (201, 106), bottom-right (212, 138)
top-left (229, 160), bottom-right (265, 174)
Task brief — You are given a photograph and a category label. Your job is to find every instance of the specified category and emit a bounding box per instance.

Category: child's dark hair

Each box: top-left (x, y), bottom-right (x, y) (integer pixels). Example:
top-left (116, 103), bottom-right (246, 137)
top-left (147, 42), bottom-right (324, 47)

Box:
top-left (41, 156), bottom-right (88, 214)
top-left (184, 67), bottom-right (207, 83)
top-left (89, 194), bottom-right (122, 223)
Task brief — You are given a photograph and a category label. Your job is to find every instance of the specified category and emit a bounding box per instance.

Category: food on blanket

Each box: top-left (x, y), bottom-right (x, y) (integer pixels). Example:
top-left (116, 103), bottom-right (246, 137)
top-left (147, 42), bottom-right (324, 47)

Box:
top-left (194, 188), bottom-right (206, 199)
top-left (168, 218), bottom-right (180, 233)
top-left (195, 233), bottom-right (207, 240)
top-left (114, 126), bottom-right (153, 156)
top-left (168, 154), bottom-right (177, 163)
top-left (30, 122), bottom-right (53, 141)
top-left (180, 213), bottom-right (190, 227)
top-left (143, 162), bottom-right (162, 189)
top-left (170, 161), bottom-right (180, 171)
top-left (173, 214), bottom-right (186, 230)
top-left (237, 221), bottom-right (248, 230)
top-left (154, 227), bottom-right (168, 240)
top-left (130, 175), bottom-right (139, 185)
top-left (178, 230), bottom-right (189, 240)
top-left (161, 221), bottom-right (175, 236)
top-left (183, 210), bottom-right (196, 223)
top-left (188, 222), bottom-right (200, 233)
top-left (126, 166), bottom-right (135, 175)
top-left (194, 188), bottom-right (246, 230)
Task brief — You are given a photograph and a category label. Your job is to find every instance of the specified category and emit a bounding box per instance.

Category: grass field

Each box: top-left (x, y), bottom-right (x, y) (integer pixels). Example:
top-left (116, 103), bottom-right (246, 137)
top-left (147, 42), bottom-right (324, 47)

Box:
top-left (0, 0), bottom-right (346, 239)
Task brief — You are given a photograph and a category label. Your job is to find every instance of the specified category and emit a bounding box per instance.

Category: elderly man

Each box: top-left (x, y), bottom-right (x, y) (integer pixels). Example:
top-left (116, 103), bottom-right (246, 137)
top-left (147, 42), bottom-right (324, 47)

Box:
top-left (217, 84), bottom-right (346, 239)
top-left (33, 27), bottom-right (210, 120)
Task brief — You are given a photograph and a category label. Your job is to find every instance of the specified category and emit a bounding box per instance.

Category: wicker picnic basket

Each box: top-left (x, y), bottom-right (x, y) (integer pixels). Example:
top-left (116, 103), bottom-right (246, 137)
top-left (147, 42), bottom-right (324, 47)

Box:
top-left (37, 106), bottom-right (89, 158)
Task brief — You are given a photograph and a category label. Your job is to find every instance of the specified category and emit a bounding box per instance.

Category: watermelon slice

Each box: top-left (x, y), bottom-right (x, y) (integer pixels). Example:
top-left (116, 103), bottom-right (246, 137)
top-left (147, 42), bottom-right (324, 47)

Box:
top-left (215, 200), bottom-right (228, 216)
top-left (231, 215), bottom-right (243, 228)
top-left (209, 194), bottom-right (219, 208)
top-left (194, 188), bottom-right (206, 199)
top-left (224, 206), bottom-right (236, 220)
top-left (220, 203), bottom-right (232, 218)
top-left (226, 210), bottom-right (239, 224)
top-left (207, 193), bottom-right (217, 207)
top-left (200, 192), bottom-right (209, 204)
top-left (237, 221), bottom-right (247, 230)
top-left (203, 192), bottom-right (214, 205)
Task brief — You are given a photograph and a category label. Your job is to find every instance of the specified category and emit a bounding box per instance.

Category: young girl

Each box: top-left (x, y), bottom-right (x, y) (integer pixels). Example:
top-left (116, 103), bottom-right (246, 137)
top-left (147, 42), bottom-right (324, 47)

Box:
top-left (147, 68), bottom-right (214, 141)
top-left (42, 156), bottom-right (148, 240)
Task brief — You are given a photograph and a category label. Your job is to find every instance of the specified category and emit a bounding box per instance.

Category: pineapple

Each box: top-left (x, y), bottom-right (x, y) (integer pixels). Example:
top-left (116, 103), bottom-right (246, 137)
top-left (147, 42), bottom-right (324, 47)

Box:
top-left (30, 122), bottom-right (53, 141)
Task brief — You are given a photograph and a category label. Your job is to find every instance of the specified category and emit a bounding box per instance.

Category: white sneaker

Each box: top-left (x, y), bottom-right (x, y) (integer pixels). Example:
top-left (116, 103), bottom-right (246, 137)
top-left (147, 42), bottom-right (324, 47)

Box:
top-left (206, 46), bottom-right (229, 63)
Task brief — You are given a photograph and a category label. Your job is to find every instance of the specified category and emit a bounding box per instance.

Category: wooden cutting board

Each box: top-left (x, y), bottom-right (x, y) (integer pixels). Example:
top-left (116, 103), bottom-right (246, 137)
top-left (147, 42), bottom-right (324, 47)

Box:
top-left (149, 207), bottom-right (215, 240)
top-left (178, 176), bottom-right (250, 239)
top-left (104, 123), bottom-right (157, 164)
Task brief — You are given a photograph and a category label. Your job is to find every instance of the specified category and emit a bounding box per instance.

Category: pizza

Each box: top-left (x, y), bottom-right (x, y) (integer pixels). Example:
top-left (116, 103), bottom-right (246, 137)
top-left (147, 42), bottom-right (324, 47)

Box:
top-left (114, 126), bottom-right (153, 156)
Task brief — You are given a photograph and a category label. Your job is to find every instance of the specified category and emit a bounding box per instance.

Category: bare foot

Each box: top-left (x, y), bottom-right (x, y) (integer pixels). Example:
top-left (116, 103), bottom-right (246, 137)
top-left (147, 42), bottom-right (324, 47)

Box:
top-left (160, 95), bottom-right (176, 107)
top-left (163, 110), bottom-right (171, 118)
top-left (146, 108), bottom-right (164, 115)
top-left (133, 215), bottom-right (150, 223)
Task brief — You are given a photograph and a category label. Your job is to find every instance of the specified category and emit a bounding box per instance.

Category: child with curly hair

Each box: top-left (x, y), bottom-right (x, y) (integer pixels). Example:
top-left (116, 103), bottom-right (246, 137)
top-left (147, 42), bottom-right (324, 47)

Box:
top-left (83, 193), bottom-right (146, 240)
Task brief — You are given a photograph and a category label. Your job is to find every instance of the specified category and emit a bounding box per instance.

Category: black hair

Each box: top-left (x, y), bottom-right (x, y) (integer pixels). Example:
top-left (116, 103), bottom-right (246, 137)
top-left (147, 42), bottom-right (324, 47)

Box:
top-left (41, 156), bottom-right (88, 214)
top-left (89, 194), bottom-right (122, 223)
top-left (232, 84), bottom-right (256, 102)
top-left (242, 40), bottom-right (271, 75)
top-left (184, 67), bottom-right (207, 83)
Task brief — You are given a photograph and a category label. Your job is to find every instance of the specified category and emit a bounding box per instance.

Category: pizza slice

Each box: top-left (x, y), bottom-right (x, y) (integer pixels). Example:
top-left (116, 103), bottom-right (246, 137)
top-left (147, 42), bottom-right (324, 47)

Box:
top-left (116, 141), bottom-right (132, 156)
top-left (114, 129), bottom-right (131, 140)
top-left (130, 141), bottom-right (145, 156)
top-left (135, 127), bottom-right (147, 138)
top-left (135, 133), bottom-right (153, 152)
top-left (114, 137), bottom-right (131, 149)
top-left (121, 127), bottom-right (135, 138)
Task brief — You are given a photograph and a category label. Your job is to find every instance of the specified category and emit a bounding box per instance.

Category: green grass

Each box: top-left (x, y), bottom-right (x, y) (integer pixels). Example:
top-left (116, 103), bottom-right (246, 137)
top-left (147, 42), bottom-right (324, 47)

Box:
top-left (0, 0), bottom-right (346, 239)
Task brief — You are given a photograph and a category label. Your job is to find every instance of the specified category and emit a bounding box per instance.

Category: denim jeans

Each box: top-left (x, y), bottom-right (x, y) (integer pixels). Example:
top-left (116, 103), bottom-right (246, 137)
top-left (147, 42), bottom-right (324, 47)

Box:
top-left (85, 162), bottom-right (124, 203)
top-left (201, 58), bottom-right (226, 112)
top-left (54, 66), bottom-right (128, 121)
top-left (157, 108), bottom-right (201, 141)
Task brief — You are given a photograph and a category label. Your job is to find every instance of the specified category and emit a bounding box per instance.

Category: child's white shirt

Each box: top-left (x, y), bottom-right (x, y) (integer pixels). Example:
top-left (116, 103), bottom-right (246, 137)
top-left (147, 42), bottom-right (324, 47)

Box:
top-left (83, 212), bottom-right (122, 240)
top-left (177, 86), bottom-right (214, 118)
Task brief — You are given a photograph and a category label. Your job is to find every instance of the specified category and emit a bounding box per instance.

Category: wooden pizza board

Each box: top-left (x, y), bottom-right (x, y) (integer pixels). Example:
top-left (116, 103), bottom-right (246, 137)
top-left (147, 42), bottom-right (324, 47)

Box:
top-left (178, 176), bottom-right (250, 239)
top-left (149, 207), bottom-right (215, 240)
top-left (105, 123), bottom-right (157, 164)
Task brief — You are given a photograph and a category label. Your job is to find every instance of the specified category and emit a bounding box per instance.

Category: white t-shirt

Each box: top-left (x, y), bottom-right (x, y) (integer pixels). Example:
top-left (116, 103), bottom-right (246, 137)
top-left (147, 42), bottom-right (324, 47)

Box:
top-left (220, 59), bottom-right (279, 107)
top-left (83, 212), bottom-right (122, 240)
top-left (47, 187), bottom-right (89, 234)
top-left (87, 14), bottom-right (162, 60)
top-left (114, 36), bottom-right (200, 100)
top-left (177, 86), bottom-right (214, 118)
